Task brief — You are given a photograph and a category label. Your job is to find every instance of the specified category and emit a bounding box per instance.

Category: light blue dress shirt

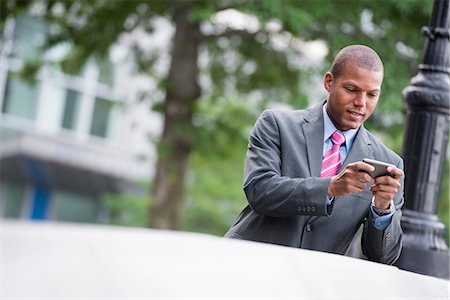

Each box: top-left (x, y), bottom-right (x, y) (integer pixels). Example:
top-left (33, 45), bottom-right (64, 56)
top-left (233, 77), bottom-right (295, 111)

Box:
top-left (322, 104), bottom-right (393, 230)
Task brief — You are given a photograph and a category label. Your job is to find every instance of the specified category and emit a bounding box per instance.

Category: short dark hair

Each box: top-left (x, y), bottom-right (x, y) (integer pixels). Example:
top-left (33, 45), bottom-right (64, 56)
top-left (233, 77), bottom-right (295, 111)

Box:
top-left (330, 45), bottom-right (383, 78)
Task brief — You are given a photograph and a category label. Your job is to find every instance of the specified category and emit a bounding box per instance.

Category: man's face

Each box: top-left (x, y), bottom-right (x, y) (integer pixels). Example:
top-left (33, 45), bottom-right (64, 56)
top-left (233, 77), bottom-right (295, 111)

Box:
top-left (324, 62), bottom-right (383, 131)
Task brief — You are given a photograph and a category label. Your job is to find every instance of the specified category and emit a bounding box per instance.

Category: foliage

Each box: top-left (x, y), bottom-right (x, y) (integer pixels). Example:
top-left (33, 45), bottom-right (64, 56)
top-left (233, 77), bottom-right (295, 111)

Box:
top-left (185, 146), bottom-right (248, 236)
top-left (1, 0), bottom-right (448, 238)
top-left (438, 159), bottom-right (449, 244)
top-left (102, 192), bottom-right (150, 227)
top-left (184, 96), bottom-right (260, 235)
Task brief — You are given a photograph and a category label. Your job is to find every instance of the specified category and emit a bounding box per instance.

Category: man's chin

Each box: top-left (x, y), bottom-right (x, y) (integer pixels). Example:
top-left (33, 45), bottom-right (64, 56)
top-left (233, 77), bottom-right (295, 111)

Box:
top-left (338, 121), bottom-right (361, 131)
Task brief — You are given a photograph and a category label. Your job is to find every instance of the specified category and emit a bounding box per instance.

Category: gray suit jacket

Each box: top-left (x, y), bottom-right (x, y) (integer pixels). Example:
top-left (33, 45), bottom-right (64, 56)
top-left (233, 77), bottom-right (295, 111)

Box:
top-left (225, 101), bottom-right (404, 264)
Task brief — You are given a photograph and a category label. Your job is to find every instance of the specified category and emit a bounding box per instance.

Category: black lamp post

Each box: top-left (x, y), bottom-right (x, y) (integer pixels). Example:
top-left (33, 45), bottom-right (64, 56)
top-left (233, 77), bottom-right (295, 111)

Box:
top-left (395, 0), bottom-right (450, 279)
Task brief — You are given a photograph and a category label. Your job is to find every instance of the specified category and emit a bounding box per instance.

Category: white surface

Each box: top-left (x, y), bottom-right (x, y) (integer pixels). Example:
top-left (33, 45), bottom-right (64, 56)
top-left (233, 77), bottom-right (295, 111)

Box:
top-left (1, 221), bottom-right (449, 299)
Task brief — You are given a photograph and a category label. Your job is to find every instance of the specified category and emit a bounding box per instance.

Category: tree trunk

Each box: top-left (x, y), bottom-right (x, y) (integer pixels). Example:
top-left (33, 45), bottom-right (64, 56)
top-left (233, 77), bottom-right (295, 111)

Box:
top-left (149, 3), bottom-right (201, 229)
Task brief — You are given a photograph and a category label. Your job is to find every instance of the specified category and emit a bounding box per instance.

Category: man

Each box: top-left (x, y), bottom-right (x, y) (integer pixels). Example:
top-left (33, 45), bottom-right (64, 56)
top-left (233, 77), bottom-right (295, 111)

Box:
top-left (225, 45), bottom-right (404, 264)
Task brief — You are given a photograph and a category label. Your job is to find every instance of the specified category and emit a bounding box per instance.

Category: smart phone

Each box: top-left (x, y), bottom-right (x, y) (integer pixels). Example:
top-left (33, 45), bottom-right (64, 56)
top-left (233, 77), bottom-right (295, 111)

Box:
top-left (362, 158), bottom-right (394, 178)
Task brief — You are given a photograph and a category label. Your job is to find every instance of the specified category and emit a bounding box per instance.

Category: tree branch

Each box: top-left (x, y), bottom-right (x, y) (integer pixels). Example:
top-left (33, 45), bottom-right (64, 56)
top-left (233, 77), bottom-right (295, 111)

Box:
top-left (201, 28), bottom-right (262, 41)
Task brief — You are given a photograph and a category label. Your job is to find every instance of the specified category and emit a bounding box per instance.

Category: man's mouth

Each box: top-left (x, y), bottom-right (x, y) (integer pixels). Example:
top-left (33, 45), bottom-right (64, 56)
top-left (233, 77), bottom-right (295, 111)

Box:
top-left (348, 110), bottom-right (364, 117)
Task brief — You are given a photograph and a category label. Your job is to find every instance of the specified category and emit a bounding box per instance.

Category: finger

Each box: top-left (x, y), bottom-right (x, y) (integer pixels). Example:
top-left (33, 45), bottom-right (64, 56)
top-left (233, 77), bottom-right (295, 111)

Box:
top-left (345, 178), bottom-right (366, 192)
top-left (370, 184), bottom-right (398, 196)
top-left (374, 176), bottom-right (401, 188)
top-left (387, 166), bottom-right (404, 179)
top-left (371, 181), bottom-right (397, 191)
top-left (351, 185), bottom-right (366, 193)
top-left (351, 161), bottom-right (375, 173)
top-left (359, 172), bottom-right (374, 184)
top-left (354, 182), bottom-right (367, 190)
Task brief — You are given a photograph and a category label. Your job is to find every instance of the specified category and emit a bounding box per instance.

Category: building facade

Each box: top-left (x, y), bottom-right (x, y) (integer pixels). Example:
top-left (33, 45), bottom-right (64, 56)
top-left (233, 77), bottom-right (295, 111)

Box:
top-left (0, 15), bottom-right (160, 223)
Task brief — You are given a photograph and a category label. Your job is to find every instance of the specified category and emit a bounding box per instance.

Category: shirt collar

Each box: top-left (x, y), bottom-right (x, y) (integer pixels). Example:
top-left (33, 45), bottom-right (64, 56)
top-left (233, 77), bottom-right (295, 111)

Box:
top-left (322, 104), bottom-right (359, 150)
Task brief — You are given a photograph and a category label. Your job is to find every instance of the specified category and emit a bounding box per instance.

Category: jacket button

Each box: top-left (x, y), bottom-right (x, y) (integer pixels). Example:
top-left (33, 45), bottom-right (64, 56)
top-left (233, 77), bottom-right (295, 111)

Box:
top-left (306, 224), bottom-right (312, 232)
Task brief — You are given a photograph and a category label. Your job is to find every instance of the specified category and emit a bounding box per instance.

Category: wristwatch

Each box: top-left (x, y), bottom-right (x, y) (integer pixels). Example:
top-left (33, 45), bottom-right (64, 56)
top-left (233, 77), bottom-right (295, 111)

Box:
top-left (373, 204), bottom-right (394, 216)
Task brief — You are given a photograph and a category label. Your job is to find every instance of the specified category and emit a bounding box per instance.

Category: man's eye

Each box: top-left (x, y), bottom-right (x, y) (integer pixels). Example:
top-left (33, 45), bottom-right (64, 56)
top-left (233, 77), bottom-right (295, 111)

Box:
top-left (345, 87), bottom-right (355, 92)
top-left (368, 93), bottom-right (378, 97)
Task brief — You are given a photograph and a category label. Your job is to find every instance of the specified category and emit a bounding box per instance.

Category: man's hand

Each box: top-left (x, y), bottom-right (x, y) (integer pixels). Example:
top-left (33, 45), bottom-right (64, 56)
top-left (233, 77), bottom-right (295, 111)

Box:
top-left (370, 166), bottom-right (404, 209)
top-left (327, 161), bottom-right (375, 197)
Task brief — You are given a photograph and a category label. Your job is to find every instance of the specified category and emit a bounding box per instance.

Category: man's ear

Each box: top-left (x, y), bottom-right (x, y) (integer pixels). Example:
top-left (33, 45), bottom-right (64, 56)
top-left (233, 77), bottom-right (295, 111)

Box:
top-left (324, 72), bottom-right (333, 91)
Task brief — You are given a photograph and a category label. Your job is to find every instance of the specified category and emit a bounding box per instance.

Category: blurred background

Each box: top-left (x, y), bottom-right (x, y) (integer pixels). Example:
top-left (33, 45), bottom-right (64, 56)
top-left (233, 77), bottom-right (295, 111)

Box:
top-left (0, 0), bottom-right (447, 242)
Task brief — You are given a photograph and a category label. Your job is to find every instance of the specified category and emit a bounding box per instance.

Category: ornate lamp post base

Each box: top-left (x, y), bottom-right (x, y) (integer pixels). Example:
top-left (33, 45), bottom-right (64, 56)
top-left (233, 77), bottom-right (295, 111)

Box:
top-left (395, 209), bottom-right (449, 279)
top-left (394, 0), bottom-right (450, 279)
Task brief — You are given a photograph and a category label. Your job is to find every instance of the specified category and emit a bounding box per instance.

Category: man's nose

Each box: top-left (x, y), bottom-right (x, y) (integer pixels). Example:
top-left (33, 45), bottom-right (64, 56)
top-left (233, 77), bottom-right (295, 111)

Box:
top-left (354, 92), bottom-right (366, 106)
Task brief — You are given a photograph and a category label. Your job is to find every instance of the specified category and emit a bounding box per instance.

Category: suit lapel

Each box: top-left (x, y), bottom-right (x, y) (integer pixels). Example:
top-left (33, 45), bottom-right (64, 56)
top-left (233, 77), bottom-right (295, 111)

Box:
top-left (340, 126), bottom-right (374, 170)
top-left (301, 102), bottom-right (325, 177)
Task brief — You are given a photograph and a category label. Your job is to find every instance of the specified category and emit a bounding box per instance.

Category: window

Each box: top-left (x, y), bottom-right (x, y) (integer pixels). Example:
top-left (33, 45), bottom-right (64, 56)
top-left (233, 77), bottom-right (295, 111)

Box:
top-left (11, 16), bottom-right (47, 61)
top-left (2, 73), bottom-right (38, 120)
top-left (1, 181), bottom-right (25, 218)
top-left (61, 89), bottom-right (81, 130)
top-left (98, 59), bottom-right (114, 86)
top-left (90, 97), bottom-right (113, 138)
top-left (52, 191), bottom-right (98, 223)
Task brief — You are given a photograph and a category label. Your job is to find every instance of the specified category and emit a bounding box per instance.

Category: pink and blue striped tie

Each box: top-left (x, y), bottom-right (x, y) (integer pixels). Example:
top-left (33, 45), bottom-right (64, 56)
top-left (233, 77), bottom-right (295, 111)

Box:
top-left (321, 131), bottom-right (345, 178)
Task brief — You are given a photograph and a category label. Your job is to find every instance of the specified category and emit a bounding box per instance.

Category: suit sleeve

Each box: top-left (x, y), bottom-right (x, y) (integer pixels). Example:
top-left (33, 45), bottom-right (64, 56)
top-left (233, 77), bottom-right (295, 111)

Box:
top-left (361, 158), bottom-right (404, 265)
top-left (243, 110), bottom-right (331, 217)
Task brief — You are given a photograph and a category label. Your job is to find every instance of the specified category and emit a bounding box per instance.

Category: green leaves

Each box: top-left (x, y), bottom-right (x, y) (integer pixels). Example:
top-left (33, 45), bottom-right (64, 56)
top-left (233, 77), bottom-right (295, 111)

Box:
top-left (193, 96), bottom-right (257, 158)
top-left (102, 192), bottom-right (150, 227)
top-left (3, 0), bottom-right (447, 237)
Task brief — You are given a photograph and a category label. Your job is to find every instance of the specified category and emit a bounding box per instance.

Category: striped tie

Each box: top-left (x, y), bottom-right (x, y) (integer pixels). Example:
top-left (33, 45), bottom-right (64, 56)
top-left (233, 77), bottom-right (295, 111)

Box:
top-left (321, 131), bottom-right (345, 178)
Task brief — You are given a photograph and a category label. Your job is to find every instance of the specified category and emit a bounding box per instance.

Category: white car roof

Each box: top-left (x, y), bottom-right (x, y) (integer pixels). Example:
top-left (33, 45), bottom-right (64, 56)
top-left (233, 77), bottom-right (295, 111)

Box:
top-left (2, 221), bottom-right (448, 298)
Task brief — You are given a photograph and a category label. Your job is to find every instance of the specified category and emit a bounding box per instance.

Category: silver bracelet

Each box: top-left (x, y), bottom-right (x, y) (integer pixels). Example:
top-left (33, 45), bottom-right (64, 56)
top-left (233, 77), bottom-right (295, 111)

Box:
top-left (373, 204), bottom-right (394, 216)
